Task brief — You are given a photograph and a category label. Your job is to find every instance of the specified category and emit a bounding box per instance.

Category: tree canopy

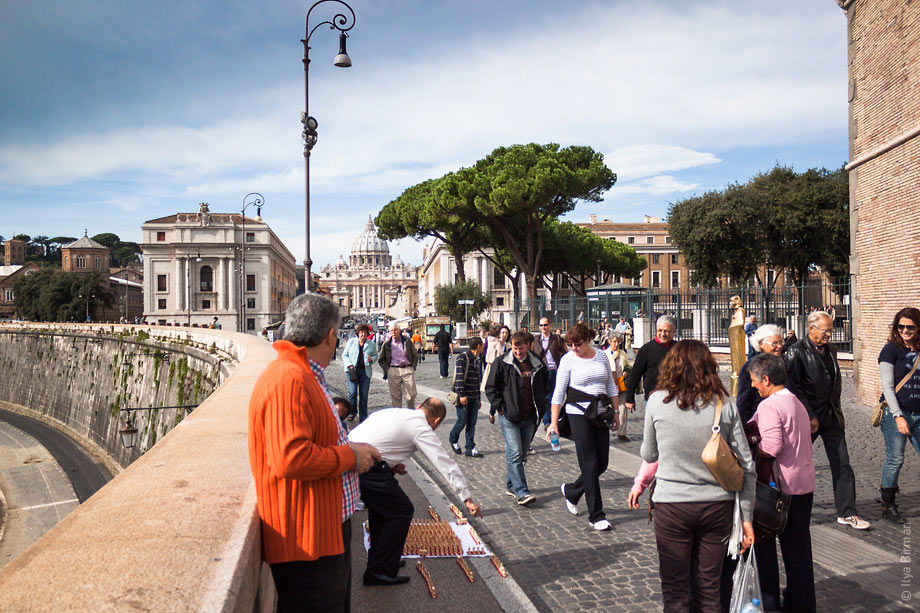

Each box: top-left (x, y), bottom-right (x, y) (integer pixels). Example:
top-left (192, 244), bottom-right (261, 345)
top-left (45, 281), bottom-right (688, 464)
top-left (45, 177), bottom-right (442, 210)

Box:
top-left (667, 164), bottom-right (849, 287)
top-left (433, 281), bottom-right (491, 324)
top-left (12, 270), bottom-right (113, 321)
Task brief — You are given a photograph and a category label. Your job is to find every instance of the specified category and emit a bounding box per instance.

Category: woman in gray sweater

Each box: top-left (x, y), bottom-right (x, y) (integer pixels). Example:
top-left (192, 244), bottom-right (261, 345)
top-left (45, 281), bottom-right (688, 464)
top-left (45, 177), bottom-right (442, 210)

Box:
top-left (640, 340), bottom-right (755, 612)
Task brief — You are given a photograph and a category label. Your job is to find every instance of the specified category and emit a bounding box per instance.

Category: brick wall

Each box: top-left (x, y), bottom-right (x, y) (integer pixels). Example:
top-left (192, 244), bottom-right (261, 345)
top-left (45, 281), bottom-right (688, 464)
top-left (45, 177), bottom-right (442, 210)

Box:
top-left (846, 0), bottom-right (920, 406)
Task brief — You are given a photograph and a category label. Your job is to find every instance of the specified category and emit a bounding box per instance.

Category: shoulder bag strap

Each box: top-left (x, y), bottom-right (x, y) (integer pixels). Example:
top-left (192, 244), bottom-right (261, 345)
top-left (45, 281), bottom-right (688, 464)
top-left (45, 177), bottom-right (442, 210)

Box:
top-left (895, 353), bottom-right (920, 393)
top-left (712, 396), bottom-right (723, 430)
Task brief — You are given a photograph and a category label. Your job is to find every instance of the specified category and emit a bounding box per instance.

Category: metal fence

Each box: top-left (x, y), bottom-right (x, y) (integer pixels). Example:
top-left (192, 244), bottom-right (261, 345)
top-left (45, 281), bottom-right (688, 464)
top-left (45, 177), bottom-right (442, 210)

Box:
top-left (512, 279), bottom-right (853, 353)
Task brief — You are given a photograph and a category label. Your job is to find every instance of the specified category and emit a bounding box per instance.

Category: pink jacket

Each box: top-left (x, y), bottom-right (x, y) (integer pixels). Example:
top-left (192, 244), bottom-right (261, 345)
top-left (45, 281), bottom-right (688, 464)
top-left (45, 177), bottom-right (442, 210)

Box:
top-left (631, 460), bottom-right (658, 494)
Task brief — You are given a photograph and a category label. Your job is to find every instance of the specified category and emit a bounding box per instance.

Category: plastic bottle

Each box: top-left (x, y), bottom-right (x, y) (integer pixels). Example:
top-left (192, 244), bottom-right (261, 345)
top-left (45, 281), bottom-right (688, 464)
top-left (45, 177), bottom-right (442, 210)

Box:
top-left (740, 598), bottom-right (763, 613)
top-left (550, 432), bottom-right (561, 452)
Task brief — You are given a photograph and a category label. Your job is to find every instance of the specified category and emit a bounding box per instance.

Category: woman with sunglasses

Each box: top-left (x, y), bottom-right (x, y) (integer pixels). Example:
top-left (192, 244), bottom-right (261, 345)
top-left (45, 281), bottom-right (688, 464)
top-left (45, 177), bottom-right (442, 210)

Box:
top-left (877, 307), bottom-right (920, 523)
top-left (547, 323), bottom-right (619, 530)
top-left (736, 324), bottom-right (784, 423)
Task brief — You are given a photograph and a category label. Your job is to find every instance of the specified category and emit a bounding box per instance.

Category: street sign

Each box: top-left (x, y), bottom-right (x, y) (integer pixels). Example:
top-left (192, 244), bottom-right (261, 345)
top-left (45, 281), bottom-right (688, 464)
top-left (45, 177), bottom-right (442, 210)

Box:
top-left (457, 299), bottom-right (475, 305)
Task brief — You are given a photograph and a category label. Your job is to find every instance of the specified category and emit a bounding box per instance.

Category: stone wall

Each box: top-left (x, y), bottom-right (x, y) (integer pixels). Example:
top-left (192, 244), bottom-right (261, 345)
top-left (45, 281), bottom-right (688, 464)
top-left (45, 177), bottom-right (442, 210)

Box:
top-left (844, 0), bottom-right (920, 406)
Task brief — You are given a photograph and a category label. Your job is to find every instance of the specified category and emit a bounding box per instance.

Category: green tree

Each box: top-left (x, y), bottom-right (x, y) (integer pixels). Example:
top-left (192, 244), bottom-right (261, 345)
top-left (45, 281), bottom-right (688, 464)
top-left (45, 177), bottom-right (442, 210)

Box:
top-left (91, 233), bottom-right (141, 266)
top-left (433, 281), bottom-right (491, 325)
top-left (13, 270), bottom-right (113, 321)
top-left (458, 143), bottom-right (616, 325)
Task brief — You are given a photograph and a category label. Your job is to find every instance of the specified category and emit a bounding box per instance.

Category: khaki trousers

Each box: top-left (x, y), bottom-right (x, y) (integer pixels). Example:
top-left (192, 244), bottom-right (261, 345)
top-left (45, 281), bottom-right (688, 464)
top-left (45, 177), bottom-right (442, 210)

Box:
top-left (387, 366), bottom-right (417, 408)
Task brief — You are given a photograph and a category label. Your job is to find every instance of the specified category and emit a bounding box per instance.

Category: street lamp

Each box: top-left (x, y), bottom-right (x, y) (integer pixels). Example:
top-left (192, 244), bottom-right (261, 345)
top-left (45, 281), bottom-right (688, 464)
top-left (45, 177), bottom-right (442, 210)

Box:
top-left (79, 292), bottom-right (96, 322)
top-left (302, 0), bottom-right (355, 293)
top-left (240, 193), bottom-right (264, 333)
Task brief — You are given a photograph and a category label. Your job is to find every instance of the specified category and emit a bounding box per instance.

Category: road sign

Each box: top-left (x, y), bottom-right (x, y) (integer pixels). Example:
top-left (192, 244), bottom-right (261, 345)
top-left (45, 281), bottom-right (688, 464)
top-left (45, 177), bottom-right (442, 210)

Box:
top-left (457, 299), bottom-right (475, 305)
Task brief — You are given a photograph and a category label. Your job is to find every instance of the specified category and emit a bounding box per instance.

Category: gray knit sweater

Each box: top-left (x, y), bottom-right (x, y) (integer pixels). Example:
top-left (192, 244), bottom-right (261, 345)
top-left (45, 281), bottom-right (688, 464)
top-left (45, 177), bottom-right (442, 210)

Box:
top-left (640, 390), bottom-right (756, 521)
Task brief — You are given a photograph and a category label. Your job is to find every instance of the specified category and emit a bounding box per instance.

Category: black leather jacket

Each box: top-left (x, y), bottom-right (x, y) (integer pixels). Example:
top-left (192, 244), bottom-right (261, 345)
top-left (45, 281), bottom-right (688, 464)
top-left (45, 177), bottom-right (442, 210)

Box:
top-left (785, 337), bottom-right (844, 429)
top-left (485, 350), bottom-right (549, 423)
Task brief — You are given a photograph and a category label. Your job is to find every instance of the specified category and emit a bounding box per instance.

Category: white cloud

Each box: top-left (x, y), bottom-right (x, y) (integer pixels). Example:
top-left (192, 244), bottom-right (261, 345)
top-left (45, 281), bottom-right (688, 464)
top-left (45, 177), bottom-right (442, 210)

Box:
top-left (613, 175), bottom-right (701, 196)
top-left (604, 145), bottom-right (720, 181)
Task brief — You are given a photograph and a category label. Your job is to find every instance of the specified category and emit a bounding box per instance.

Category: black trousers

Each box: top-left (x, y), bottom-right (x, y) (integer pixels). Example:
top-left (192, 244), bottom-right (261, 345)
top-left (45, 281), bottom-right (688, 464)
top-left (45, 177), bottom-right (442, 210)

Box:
top-left (438, 350), bottom-right (450, 377)
top-left (755, 492), bottom-right (816, 612)
top-left (653, 500), bottom-right (733, 613)
top-left (359, 462), bottom-right (414, 577)
top-left (269, 519), bottom-right (352, 613)
top-left (812, 422), bottom-right (857, 517)
top-left (564, 413), bottom-right (610, 523)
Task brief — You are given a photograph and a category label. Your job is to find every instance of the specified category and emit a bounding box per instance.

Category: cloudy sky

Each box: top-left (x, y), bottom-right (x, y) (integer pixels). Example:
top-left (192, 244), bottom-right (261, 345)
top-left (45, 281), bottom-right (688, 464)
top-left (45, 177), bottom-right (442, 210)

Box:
top-left (0, 0), bottom-right (848, 268)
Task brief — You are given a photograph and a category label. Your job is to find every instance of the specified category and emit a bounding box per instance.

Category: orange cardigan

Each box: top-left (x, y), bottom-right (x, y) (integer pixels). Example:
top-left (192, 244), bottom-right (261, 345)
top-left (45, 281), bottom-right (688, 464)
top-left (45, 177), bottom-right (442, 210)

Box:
top-left (248, 341), bottom-right (357, 563)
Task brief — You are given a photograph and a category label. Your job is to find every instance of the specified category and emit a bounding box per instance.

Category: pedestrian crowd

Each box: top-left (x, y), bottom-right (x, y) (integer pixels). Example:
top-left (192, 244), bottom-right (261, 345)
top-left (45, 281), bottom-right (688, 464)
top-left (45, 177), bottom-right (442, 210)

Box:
top-left (247, 293), bottom-right (918, 612)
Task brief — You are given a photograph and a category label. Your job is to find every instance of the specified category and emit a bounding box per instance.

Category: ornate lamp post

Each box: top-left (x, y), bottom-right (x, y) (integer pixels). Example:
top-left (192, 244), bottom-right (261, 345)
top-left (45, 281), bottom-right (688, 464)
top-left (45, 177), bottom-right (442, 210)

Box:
top-left (302, 0), bottom-right (355, 293)
top-left (240, 193), bottom-right (264, 333)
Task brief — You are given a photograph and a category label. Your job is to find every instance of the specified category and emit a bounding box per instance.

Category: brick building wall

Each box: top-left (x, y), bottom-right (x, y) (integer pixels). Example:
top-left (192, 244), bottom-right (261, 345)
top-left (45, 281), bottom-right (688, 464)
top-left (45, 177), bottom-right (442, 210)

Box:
top-left (844, 0), bottom-right (920, 406)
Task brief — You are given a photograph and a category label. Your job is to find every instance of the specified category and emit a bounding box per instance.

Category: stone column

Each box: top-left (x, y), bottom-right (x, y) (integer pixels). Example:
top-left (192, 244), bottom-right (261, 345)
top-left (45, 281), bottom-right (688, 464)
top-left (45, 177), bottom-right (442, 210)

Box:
top-left (480, 258), bottom-right (488, 293)
top-left (176, 258), bottom-right (184, 311)
top-left (216, 257), bottom-right (224, 310)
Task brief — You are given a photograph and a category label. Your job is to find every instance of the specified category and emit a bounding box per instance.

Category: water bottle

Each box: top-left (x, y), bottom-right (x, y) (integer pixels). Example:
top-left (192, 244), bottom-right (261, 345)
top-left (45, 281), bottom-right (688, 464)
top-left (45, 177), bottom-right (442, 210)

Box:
top-left (550, 432), bottom-right (561, 452)
top-left (740, 598), bottom-right (763, 613)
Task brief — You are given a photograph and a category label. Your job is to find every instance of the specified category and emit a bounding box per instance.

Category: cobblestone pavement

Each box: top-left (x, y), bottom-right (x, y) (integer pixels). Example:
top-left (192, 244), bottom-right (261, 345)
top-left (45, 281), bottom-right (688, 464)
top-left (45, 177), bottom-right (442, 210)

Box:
top-left (325, 348), bottom-right (918, 611)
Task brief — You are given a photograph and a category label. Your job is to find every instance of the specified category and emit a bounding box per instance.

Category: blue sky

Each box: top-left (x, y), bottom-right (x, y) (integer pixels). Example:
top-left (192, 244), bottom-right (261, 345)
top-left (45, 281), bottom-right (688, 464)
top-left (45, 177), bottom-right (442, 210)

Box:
top-left (0, 0), bottom-right (848, 268)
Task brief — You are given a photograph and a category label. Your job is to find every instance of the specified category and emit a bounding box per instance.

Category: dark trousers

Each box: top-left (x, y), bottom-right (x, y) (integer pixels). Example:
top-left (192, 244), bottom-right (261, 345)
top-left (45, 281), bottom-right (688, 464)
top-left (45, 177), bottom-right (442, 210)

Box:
top-left (812, 422), bottom-right (857, 517)
top-left (654, 500), bottom-right (733, 613)
top-left (449, 397), bottom-right (480, 451)
top-left (755, 492), bottom-right (816, 612)
top-left (438, 350), bottom-right (450, 377)
top-left (542, 369), bottom-right (558, 426)
top-left (359, 462), bottom-right (414, 577)
top-left (563, 413), bottom-right (610, 522)
top-left (270, 519), bottom-right (352, 613)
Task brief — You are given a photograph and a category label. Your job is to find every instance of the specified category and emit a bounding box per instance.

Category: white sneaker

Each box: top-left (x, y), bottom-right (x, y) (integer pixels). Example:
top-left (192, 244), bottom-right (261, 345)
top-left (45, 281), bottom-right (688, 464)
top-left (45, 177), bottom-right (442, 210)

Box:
top-left (837, 515), bottom-right (871, 530)
top-left (590, 519), bottom-right (611, 531)
top-left (561, 484), bottom-right (578, 515)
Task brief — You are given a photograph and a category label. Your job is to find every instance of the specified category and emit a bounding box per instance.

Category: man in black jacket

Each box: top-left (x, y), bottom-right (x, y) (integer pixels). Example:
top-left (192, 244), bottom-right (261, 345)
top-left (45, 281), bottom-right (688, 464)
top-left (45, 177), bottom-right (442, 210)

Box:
top-left (485, 331), bottom-right (549, 506)
top-left (786, 311), bottom-right (869, 530)
top-left (534, 317), bottom-right (565, 429)
top-left (624, 315), bottom-right (676, 411)
top-left (434, 324), bottom-right (453, 378)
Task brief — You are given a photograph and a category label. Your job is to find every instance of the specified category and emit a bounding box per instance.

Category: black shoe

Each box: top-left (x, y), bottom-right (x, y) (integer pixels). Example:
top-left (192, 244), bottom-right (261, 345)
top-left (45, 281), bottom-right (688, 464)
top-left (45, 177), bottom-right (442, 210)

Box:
top-left (451, 442), bottom-right (462, 455)
top-left (465, 448), bottom-right (484, 458)
top-left (363, 572), bottom-right (410, 586)
top-left (617, 435), bottom-right (630, 442)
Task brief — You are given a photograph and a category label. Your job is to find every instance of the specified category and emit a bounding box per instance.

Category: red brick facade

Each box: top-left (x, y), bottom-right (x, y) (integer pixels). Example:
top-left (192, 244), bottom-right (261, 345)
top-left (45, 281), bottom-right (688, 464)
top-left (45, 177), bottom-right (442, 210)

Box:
top-left (843, 0), bottom-right (920, 406)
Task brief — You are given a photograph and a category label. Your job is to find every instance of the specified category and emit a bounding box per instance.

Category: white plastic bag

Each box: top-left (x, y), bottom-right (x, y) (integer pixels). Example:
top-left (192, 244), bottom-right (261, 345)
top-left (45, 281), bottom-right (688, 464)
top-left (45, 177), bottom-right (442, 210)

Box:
top-left (726, 492), bottom-right (743, 560)
top-left (728, 545), bottom-right (763, 613)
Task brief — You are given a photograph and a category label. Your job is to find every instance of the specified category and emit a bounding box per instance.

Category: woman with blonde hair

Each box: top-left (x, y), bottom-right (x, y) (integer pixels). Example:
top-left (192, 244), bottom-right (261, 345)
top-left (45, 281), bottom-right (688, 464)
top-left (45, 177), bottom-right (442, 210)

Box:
top-left (641, 340), bottom-right (755, 611)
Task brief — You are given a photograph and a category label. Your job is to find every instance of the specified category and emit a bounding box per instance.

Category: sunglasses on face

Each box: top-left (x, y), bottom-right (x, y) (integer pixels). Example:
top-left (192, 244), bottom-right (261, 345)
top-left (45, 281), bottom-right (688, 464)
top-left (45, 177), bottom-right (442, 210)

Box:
top-left (539, 323), bottom-right (549, 327)
top-left (898, 324), bottom-right (917, 331)
top-left (567, 341), bottom-right (584, 348)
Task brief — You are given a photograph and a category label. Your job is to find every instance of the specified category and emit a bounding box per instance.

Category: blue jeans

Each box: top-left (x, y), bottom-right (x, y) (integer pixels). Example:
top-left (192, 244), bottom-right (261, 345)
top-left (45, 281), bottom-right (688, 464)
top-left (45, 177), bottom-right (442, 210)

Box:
top-left (449, 397), bottom-right (480, 452)
top-left (347, 369), bottom-right (371, 421)
top-left (543, 369), bottom-right (558, 426)
top-left (499, 413), bottom-right (536, 498)
top-left (881, 410), bottom-right (920, 488)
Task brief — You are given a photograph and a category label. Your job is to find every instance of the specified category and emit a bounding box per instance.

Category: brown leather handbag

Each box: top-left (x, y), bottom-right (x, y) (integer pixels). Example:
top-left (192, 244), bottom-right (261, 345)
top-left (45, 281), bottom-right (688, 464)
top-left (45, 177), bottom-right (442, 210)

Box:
top-left (701, 397), bottom-right (745, 492)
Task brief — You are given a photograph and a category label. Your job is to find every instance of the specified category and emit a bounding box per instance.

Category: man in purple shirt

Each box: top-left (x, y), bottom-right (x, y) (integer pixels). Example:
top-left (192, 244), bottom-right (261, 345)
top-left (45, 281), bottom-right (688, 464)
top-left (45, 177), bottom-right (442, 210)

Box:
top-left (379, 321), bottom-right (419, 408)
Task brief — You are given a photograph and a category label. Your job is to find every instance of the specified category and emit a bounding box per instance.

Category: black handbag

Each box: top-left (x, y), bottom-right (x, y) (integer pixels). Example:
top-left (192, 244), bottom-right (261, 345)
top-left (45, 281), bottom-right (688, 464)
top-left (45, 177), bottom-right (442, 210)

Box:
top-left (348, 366), bottom-right (359, 383)
top-left (557, 411), bottom-right (572, 439)
top-left (753, 464), bottom-right (790, 536)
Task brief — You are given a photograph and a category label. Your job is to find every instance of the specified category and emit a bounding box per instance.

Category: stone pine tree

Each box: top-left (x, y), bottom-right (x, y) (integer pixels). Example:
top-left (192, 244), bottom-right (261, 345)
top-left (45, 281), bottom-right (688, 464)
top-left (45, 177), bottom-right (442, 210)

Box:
top-left (433, 281), bottom-right (491, 324)
top-left (457, 143), bottom-right (616, 326)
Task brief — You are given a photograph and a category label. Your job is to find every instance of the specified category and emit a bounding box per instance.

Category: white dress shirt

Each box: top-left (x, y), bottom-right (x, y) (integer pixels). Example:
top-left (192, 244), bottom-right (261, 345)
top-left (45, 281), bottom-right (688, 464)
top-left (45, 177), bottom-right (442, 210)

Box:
top-left (348, 409), bottom-right (472, 501)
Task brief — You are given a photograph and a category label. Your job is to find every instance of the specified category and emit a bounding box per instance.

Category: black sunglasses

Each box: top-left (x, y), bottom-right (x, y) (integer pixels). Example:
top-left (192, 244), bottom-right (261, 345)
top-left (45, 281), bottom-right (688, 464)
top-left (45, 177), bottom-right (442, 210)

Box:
top-left (898, 324), bottom-right (917, 331)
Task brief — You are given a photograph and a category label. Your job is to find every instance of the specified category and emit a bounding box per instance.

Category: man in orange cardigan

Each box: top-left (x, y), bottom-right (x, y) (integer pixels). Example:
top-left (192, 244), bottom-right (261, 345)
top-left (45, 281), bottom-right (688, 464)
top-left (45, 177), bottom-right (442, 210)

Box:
top-left (249, 293), bottom-right (380, 612)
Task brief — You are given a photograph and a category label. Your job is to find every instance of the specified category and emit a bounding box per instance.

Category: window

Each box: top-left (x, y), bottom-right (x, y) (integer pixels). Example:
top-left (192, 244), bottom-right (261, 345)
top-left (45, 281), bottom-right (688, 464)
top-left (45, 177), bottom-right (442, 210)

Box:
top-left (246, 232), bottom-right (255, 243)
top-left (246, 274), bottom-right (256, 292)
top-left (652, 254), bottom-right (660, 265)
top-left (767, 269), bottom-right (776, 286)
top-left (157, 274), bottom-right (167, 292)
top-left (199, 266), bottom-right (213, 291)
top-left (627, 236), bottom-right (635, 244)
top-left (156, 232), bottom-right (166, 241)
top-left (671, 254), bottom-right (679, 265)
top-left (647, 236), bottom-right (654, 244)
top-left (95, 257), bottom-right (101, 268)
top-left (201, 299), bottom-right (211, 309)
top-left (64, 256), bottom-right (68, 267)
top-left (4, 289), bottom-right (13, 302)
top-left (492, 267), bottom-right (505, 288)
top-left (496, 296), bottom-right (504, 306)
top-left (652, 271), bottom-right (661, 288)
top-left (158, 298), bottom-right (167, 309)
top-left (247, 297), bottom-right (256, 309)
top-left (665, 235), bottom-right (671, 244)
top-left (247, 318), bottom-right (255, 331)
top-left (671, 271), bottom-right (680, 288)
top-left (75, 256), bottom-right (86, 268)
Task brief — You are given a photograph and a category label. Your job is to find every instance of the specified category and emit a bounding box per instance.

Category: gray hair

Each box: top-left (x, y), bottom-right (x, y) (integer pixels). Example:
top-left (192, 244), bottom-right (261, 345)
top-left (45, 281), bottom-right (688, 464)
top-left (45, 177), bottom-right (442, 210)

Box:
top-left (807, 310), bottom-right (832, 329)
top-left (747, 353), bottom-right (787, 386)
top-left (284, 293), bottom-right (340, 347)
top-left (750, 324), bottom-right (783, 353)
top-left (656, 315), bottom-right (677, 329)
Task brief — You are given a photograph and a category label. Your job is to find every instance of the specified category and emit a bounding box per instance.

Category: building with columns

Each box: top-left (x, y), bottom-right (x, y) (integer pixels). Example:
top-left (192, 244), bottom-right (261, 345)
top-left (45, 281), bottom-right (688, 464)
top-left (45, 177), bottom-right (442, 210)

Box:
top-left (140, 203), bottom-right (297, 333)
top-left (319, 217), bottom-right (418, 318)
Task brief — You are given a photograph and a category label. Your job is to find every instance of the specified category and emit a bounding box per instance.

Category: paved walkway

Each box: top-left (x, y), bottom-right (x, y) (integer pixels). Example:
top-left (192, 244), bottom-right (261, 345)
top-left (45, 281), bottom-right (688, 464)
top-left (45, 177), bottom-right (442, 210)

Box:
top-left (325, 349), bottom-right (919, 612)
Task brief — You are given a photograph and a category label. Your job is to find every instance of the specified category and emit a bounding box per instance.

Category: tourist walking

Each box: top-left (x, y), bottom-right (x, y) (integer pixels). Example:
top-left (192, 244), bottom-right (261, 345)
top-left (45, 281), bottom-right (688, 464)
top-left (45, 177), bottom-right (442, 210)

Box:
top-left (378, 321), bottom-right (418, 409)
top-left (877, 307), bottom-right (920, 523)
top-left (535, 317), bottom-right (564, 430)
top-left (485, 331), bottom-right (548, 506)
top-left (449, 337), bottom-right (485, 457)
top-left (624, 315), bottom-right (676, 412)
top-left (248, 293), bottom-right (380, 612)
top-left (736, 324), bottom-right (784, 422)
top-left (548, 324), bottom-right (619, 530)
top-left (411, 329), bottom-right (425, 361)
top-left (747, 353), bottom-right (817, 612)
top-left (434, 324), bottom-right (453, 378)
top-left (342, 323), bottom-right (379, 422)
top-left (485, 325), bottom-right (510, 422)
top-left (615, 316), bottom-right (633, 350)
top-left (786, 310), bottom-right (870, 530)
top-left (605, 335), bottom-right (631, 441)
top-left (641, 340), bottom-right (755, 612)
